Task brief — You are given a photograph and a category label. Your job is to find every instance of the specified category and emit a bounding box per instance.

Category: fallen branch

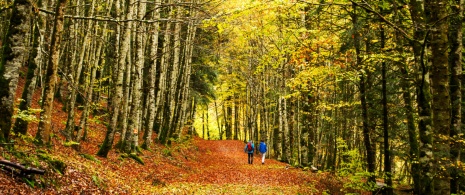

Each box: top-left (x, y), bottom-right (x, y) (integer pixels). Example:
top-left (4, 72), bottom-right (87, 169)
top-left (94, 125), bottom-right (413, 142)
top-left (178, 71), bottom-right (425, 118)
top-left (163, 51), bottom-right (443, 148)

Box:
top-left (0, 159), bottom-right (45, 176)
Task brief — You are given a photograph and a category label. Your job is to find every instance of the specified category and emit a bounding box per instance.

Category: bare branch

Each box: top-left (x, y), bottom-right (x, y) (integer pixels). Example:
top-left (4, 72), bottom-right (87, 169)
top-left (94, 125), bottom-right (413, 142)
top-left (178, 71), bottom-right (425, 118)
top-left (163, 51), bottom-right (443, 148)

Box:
top-left (349, 0), bottom-right (414, 42)
top-left (38, 8), bottom-right (200, 24)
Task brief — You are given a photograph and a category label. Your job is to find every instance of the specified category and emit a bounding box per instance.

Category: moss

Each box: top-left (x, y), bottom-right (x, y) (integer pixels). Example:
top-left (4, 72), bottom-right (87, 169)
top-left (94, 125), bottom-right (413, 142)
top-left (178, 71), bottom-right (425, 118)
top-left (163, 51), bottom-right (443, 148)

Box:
top-left (37, 153), bottom-right (66, 174)
top-left (79, 153), bottom-right (100, 163)
top-left (129, 153), bottom-right (144, 165)
top-left (63, 141), bottom-right (79, 147)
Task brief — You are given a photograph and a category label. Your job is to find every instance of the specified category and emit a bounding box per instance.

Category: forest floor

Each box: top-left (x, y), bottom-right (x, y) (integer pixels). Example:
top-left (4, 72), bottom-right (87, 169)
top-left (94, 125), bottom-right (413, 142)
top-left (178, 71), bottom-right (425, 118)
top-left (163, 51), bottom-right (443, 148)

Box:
top-left (0, 134), bottom-right (350, 194)
top-left (0, 74), bottom-right (369, 195)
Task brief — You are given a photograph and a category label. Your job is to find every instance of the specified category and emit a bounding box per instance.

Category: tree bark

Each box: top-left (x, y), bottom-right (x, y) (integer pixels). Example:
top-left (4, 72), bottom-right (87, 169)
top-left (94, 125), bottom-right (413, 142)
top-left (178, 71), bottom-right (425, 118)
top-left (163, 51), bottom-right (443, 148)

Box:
top-left (0, 0), bottom-right (32, 141)
top-left (36, 0), bottom-right (68, 145)
top-left (380, 23), bottom-right (393, 195)
top-left (123, 0), bottom-right (145, 153)
top-left (142, 0), bottom-right (161, 149)
top-left (448, 0), bottom-right (463, 192)
top-left (351, 2), bottom-right (376, 188)
top-left (424, 0), bottom-right (451, 193)
top-left (97, 0), bottom-right (127, 157)
top-left (13, 7), bottom-right (40, 135)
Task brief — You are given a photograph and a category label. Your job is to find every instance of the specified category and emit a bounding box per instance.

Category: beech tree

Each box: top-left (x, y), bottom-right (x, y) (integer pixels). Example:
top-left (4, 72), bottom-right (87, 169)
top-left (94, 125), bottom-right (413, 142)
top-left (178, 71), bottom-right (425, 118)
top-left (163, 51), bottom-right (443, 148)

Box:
top-left (36, 0), bottom-right (68, 145)
top-left (0, 0), bottom-right (33, 141)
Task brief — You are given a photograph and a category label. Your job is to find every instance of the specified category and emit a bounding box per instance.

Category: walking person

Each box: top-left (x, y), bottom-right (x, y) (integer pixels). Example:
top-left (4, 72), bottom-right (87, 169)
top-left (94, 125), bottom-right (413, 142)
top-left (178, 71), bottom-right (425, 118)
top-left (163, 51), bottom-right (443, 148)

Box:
top-left (244, 140), bottom-right (254, 164)
top-left (259, 140), bottom-right (267, 165)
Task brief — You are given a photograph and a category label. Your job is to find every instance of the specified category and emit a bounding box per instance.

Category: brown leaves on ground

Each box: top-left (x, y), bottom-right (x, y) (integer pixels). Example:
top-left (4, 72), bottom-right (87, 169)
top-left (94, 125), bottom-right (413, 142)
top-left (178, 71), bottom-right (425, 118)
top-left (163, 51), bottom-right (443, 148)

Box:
top-left (0, 75), bottom-right (346, 194)
top-left (0, 136), bottom-right (344, 194)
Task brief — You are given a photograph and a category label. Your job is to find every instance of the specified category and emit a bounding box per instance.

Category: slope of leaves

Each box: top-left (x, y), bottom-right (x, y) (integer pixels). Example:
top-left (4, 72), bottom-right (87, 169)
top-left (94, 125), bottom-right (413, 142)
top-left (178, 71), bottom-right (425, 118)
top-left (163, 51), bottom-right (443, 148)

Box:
top-left (0, 75), bottom-right (349, 194)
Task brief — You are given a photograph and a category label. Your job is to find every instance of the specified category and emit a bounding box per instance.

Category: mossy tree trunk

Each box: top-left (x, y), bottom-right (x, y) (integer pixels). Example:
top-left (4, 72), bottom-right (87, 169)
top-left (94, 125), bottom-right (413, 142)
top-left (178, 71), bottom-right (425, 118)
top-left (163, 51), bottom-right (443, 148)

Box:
top-left (13, 5), bottom-right (40, 135)
top-left (0, 0), bottom-right (32, 142)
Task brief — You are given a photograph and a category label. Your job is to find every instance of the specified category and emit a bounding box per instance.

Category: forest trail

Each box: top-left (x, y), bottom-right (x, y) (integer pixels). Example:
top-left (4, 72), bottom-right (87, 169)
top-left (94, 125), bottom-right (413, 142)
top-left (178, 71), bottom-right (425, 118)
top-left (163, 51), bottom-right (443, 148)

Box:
top-left (0, 76), bottom-right (343, 195)
top-left (151, 138), bottom-right (340, 194)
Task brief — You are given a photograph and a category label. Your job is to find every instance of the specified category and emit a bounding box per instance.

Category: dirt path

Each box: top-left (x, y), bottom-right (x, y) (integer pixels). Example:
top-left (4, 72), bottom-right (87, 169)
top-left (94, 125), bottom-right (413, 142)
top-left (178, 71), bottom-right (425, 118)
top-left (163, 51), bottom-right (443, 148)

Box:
top-left (152, 138), bottom-right (336, 194)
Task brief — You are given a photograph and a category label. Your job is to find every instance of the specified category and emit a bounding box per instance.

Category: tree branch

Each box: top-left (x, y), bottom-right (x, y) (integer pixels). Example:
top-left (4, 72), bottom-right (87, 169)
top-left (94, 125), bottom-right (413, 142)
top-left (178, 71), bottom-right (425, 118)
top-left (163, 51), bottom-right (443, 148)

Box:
top-left (349, 0), bottom-right (414, 42)
top-left (38, 8), bottom-right (199, 24)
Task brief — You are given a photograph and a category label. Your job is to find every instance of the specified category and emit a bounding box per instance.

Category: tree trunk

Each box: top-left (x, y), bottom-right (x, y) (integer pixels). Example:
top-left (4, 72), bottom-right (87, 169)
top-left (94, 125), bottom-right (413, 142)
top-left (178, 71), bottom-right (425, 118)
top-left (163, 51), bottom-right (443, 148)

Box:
top-left (13, 9), bottom-right (40, 135)
top-left (97, 0), bottom-right (129, 157)
top-left (380, 23), bottom-right (393, 195)
top-left (0, 0), bottom-right (32, 141)
top-left (64, 0), bottom-right (95, 141)
top-left (214, 100), bottom-right (223, 140)
top-left (448, 0), bottom-right (463, 192)
top-left (424, 0), bottom-right (451, 193)
top-left (36, 0), bottom-right (68, 145)
top-left (123, 0), bottom-right (145, 154)
top-left (142, 0), bottom-right (161, 149)
top-left (156, 0), bottom-right (173, 144)
top-left (351, 2), bottom-right (376, 188)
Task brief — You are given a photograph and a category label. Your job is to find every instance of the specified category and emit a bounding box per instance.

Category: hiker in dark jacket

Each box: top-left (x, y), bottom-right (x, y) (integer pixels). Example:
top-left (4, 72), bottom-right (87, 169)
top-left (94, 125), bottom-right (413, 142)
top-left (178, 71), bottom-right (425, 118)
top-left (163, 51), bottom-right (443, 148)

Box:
top-left (244, 140), bottom-right (254, 164)
top-left (259, 140), bottom-right (267, 165)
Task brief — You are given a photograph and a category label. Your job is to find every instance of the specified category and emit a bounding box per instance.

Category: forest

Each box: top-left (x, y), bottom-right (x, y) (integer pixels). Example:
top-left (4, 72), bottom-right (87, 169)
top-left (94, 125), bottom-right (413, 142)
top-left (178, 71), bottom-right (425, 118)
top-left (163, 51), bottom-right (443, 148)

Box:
top-left (0, 0), bottom-right (463, 194)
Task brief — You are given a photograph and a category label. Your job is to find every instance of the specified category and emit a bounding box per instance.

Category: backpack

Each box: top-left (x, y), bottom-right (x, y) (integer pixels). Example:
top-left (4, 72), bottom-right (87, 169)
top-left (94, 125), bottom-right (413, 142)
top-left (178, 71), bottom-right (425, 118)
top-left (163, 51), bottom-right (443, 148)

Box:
top-left (247, 142), bottom-right (253, 151)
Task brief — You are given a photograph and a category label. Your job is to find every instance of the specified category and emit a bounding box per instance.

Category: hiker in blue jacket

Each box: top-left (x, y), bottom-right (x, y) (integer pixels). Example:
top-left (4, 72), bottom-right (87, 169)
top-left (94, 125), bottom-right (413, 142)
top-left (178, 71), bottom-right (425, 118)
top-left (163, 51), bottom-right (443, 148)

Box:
top-left (259, 140), bottom-right (267, 165)
top-left (244, 140), bottom-right (254, 164)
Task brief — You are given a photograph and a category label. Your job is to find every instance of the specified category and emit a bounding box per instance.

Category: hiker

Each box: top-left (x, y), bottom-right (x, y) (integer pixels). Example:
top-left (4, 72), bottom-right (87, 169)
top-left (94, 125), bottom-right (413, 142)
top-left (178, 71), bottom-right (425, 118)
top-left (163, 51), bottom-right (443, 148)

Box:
top-left (259, 140), bottom-right (267, 164)
top-left (244, 140), bottom-right (254, 164)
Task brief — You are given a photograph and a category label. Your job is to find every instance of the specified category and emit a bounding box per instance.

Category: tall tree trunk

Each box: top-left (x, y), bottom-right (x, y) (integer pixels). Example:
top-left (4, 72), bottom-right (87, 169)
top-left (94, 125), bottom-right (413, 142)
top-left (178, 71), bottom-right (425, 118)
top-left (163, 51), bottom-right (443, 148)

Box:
top-left (0, 0), bottom-right (32, 141)
top-left (178, 5), bottom-right (196, 139)
top-left (64, 0), bottom-right (96, 141)
top-left (351, 2), bottom-right (375, 188)
top-left (425, 0), bottom-right (451, 193)
top-left (277, 96), bottom-right (284, 161)
top-left (13, 10), bottom-right (40, 135)
top-left (119, 51), bottom-right (131, 146)
top-left (166, 2), bottom-right (183, 141)
top-left (157, 0), bottom-right (173, 144)
top-left (142, 0), bottom-right (161, 149)
top-left (408, 0), bottom-right (432, 192)
top-left (97, 0), bottom-right (129, 157)
top-left (215, 100), bottom-right (223, 139)
top-left (36, 0), bottom-right (68, 145)
top-left (123, 0), bottom-right (145, 153)
top-left (380, 23), bottom-right (393, 195)
top-left (448, 0), bottom-right (463, 192)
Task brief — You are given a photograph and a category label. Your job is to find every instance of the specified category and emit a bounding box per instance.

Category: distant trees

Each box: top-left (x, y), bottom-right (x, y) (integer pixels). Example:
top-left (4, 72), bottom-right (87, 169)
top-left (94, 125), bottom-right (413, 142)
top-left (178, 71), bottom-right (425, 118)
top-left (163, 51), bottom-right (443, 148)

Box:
top-left (0, 0), bottom-right (213, 154)
top-left (203, 0), bottom-right (463, 194)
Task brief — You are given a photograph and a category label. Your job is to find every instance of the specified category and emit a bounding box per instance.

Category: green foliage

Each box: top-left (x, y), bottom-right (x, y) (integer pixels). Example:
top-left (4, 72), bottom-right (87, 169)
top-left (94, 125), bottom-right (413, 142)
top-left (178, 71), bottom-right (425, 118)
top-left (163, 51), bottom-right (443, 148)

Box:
top-left (63, 141), bottom-right (80, 147)
top-left (337, 138), bottom-right (377, 192)
top-left (92, 174), bottom-right (101, 187)
top-left (15, 132), bottom-right (37, 143)
top-left (12, 106), bottom-right (41, 123)
top-left (162, 148), bottom-right (172, 157)
top-left (88, 112), bottom-right (108, 125)
top-left (23, 177), bottom-right (35, 188)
